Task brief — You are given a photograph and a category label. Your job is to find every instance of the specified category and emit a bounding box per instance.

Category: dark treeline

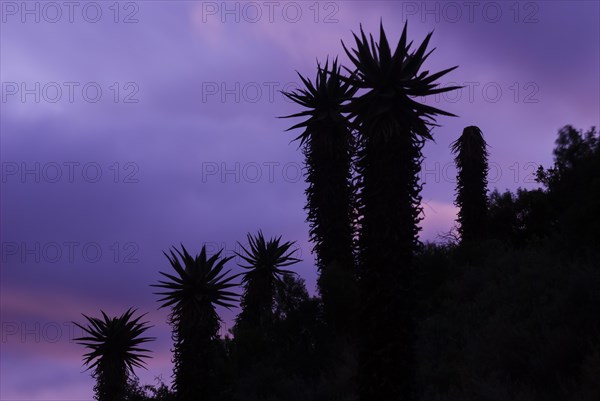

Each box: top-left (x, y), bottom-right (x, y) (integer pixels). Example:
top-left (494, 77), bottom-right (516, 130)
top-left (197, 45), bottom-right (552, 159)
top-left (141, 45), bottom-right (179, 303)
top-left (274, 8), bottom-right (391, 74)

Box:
top-left (416, 124), bottom-right (600, 401)
top-left (74, 22), bottom-right (600, 401)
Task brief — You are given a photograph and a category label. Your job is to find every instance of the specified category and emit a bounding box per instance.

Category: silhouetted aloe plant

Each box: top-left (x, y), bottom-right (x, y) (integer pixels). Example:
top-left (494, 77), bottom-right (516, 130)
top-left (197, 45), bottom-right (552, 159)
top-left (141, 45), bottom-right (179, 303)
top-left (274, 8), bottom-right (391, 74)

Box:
top-left (281, 59), bottom-right (357, 332)
top-left (341, 22), bottom-right (460, 401)
top-left (451, 126), bottom-right (489, 243)
top-left (235, 231), bottom-right (300, 329)
top-left (152, 245), bottom-right (238, 401)
top-left (74, 308), bottom-right (154, 401)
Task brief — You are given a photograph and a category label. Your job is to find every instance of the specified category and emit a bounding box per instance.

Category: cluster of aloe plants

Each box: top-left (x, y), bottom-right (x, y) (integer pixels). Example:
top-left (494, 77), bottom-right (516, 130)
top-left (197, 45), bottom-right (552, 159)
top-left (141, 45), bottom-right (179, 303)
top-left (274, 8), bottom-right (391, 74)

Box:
top-left (282, 21), bottom-right (468, 401)
top-left (76, 22), bottom-right (497, 401)
top-left (75, 231), bottom-right (301, 401)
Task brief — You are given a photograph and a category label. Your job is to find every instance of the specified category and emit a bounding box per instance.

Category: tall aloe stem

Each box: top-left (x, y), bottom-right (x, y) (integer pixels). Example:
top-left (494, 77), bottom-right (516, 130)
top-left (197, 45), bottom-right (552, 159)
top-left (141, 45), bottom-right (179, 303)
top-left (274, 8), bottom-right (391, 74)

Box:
top-left (341, 22), bottom-right (460, 400)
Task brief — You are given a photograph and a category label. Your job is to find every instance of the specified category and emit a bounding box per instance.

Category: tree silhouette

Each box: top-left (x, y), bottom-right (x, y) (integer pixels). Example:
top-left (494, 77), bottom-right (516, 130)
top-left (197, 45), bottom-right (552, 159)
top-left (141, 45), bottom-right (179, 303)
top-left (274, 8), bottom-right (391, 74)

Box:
top-left (152, 245), bottom-right (238, 401)
top-left (536, 125), bottom-right (600, 249)
top-left (341, 22), bottom-right (460, 401)
top-left (451, 126), bottom-right (489, 243)
top-left (281, 58), bottom-right (358, 333)
top-left (74, 308), bottom-right (154, 401)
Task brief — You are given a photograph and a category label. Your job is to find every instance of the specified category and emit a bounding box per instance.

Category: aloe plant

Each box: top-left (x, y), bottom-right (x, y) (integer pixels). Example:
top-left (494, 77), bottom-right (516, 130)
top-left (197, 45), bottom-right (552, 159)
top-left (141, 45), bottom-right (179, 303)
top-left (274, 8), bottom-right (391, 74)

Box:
top-left (74, 308), bottom-right (154, 401)
top-left (341, 22), bottom-right (460, 400)
top-left (281, 59), bottom-right (357, 332)
top-left (451, 126), bottom-right (489, 243)
top-left (152, 245), bottom-right (238, 401)
top-left (235, 231), bottom-right (300, 329)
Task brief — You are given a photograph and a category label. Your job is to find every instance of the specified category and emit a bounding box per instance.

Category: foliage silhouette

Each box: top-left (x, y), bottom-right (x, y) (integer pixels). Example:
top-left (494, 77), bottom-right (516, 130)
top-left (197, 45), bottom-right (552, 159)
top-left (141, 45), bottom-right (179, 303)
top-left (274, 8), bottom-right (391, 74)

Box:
top-left (77, 123), bottom-right (600, 401)
top-left (340, 21), bottom-right (460, 401)
top-left (70, 15), bottom-right (600, 401)
top-left (74, 308), bottom-right (154, 401)
top-left (231, 231), bottom-right (302, 399)
top-left (152, 245), bottom-right (238, 401)
top-left (235, 231), bottom-right (300, 330)
top-left (451, 126), bottom-right (489, 243)
top-left (231, 272), bottom-right (325, 401)
top-left (417, 125), bottom-right (600, 401)
top-left (281, 58), bottom-right (358, 334)
top-left (536, 125), bottom-right (600, 250)
top-left (125, 376), bottom-right (176, 401)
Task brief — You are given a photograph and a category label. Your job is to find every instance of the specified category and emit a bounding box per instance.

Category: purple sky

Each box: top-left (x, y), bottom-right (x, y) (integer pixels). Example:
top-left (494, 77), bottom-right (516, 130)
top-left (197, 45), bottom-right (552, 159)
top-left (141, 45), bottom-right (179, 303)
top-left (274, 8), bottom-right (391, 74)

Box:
top-left (1, 1), bottom-right (599, 399)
